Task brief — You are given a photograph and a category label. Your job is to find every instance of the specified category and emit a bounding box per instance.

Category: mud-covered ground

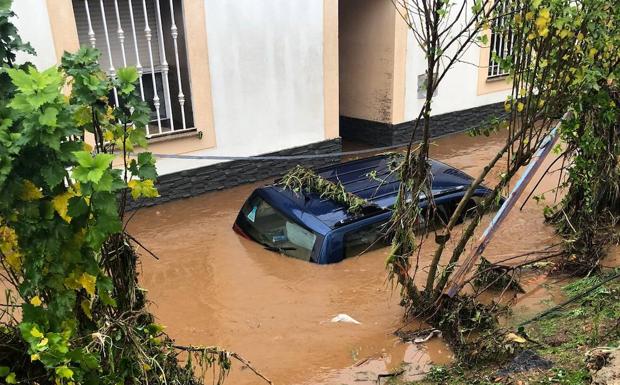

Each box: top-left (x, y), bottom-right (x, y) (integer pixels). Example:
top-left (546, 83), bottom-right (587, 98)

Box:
top-left (405, 268), bottom-right (620, 385)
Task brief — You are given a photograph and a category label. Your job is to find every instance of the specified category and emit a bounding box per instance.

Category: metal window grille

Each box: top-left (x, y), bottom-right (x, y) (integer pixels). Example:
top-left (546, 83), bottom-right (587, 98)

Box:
top-left (488, 0), bottom-right (514, 78)
top-left (72, 0), bottom-right (194, 138)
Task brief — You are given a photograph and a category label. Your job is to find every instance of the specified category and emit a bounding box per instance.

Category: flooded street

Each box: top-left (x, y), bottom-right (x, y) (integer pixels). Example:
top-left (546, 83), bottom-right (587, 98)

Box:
top-left (129, 181), bottom-right (412, 385)
top-left (127, 131), bottom-right (573, 385)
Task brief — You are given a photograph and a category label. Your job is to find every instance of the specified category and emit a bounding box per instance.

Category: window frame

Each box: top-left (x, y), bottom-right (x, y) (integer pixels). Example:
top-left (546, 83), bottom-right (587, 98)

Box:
top-left (487, 0), bottom-right (514, 79)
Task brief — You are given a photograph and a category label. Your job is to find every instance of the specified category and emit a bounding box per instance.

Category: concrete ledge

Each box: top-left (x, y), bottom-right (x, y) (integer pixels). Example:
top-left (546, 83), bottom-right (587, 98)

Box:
top-left (340, 102), bottom-right (505, 146)
top-left (125, 138), bottom-right (342, 210)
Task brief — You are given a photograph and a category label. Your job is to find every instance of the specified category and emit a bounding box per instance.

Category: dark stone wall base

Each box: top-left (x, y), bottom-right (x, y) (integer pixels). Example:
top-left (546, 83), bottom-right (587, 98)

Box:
top-left (126, 138), bottom-right (342, 210)
top-left (340, 101), bottom-right (505, 146)
top-left (340, 117), bottom-right (394, 146)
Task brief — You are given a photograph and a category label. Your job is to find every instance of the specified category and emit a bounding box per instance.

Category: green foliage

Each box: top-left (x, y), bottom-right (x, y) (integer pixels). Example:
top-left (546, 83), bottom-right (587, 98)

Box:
top-left (467, 117), bottom-right (508, 137)
top-left (0, 7), bottom-right (170, 380)
top-left (562, 275), bottom-right (605, 297)
top-left (496, 0), bottom-right (620, 273)
top-left (0, 8), bottom-right (254, 384)
top-left (0, 58), bottom-right (143, 383)
top-left (538, 368), bottom-right (592, 385)
top-left (385, 0), bottom-right (518, 326)
top-left (426, 365), bottom-right (452, 383)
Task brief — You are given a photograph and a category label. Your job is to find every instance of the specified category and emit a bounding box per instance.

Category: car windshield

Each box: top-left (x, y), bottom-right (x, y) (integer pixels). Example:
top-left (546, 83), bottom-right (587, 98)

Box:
top-left (239, 195), bottom-right (317, 261)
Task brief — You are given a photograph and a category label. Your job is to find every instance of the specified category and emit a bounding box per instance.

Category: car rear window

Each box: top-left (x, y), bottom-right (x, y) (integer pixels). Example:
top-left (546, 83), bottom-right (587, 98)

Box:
top-left (239, 195), bottom-right (317, 261)
top-left (343, 221), bottom-right (389, 259)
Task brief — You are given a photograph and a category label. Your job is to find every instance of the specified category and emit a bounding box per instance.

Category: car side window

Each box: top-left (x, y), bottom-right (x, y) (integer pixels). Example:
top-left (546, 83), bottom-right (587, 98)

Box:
top-left (343, 222), bottom-right (389, 259)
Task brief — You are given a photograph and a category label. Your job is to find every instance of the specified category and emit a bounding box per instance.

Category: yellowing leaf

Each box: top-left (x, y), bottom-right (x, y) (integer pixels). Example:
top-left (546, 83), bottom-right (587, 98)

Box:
top-left (78, 272), bottom-right (97, 296)
top-left (127, 179), bottom-right (159, 200)
top-left (589, 48), bottom-right (598, 58)
top-left (517, 102), bottom-right (525, 112)
top-left (30, 353), bottom-right (40, 361)
top-left (30, 326), bottom-right (44, 338)
top-left (127, 180), bottom-right (139, 199)
top-left (81, 299), bottom-right (93, 320)
top-left (55, 366), bottom-right (74, 379)
top-left (103, 130), bottom-right (114, 142)
top-left (74, 105), bottom-right (92, 126)
top-left (52, 190), bottom-right (77, 223)
top-left (0, 225), bottom-right (21, 272)
top-left (147, 323), bottom-right (166, 334)
top-left (506, 332), bottom-right (527, 343)
top-left (64, 275), bottom-right (81, 290)
top-left (5, 372), bottom-right (16, 384)
top-left (105, 105), bottom-right (115, 121)
top-left (83, 143), bottom-right (93, 152)
top-left (30, 296), bottom-right (42, 307)
top-left (535, 16), bottom-right (548, 30)
top-left (4, 251), bottom-right (21, 272)
top-left (534, 8), bottom-right (551, 37)
top-left (36, 337), bottom-right (48, 348)
top-left (20, 180), bottom-right (43, 201)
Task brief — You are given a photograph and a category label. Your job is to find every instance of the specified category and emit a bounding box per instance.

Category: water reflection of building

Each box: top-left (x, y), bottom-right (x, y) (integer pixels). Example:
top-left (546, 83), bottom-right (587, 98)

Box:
top-left (14, 0), bottom-right (511, 206)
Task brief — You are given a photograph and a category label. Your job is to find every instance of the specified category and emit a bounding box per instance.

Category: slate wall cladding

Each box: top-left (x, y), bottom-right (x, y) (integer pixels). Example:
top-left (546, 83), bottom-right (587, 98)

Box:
top-left (340, 116), bottom-right (393, 146)
top-left (125, 138), bottom-right (342, 210)
top-left (340, 101), bottom-right (505, 145)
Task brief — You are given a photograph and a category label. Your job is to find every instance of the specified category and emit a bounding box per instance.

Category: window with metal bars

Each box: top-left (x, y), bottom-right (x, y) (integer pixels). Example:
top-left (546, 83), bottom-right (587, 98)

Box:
top-left (488, 0), bottom-right (513, 79)
top-left (71, 0), bottom-right (195, 138)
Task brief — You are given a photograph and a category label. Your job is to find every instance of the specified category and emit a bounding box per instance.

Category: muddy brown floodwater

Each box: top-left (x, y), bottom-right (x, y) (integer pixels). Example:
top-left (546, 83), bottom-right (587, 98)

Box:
top-left (127, 131), bottom-right (573, 385)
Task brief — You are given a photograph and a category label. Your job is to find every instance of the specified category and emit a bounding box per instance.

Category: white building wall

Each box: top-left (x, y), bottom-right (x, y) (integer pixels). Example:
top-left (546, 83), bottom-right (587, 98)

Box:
top-left (403, 9), bottom-right (509, 121)
top-left (12, 0), bottom-right (327, 176)
top-left (204, 0), bottom-right (325, 153)
top-left (11, 0), bottom-right (57, 69)
top-left (151, 0), bottom-right (327, 175)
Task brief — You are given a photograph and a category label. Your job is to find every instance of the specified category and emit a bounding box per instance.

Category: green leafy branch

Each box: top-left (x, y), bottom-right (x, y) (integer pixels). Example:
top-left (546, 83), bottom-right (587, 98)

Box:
top-left (278, 165), bottom-right (369, 214)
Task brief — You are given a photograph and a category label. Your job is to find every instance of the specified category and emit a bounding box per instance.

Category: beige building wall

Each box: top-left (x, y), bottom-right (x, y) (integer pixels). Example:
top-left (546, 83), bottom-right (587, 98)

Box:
top-left (338, 0), bottom-right (406, 124)
top-left (476, 29), bottom-right (512, 95)
top-left (323, 0), bottom-right (339, 139)
top-left (391, 7), bottom-right (408, 124)
top-left (46, 0), bottom-right (80, 59)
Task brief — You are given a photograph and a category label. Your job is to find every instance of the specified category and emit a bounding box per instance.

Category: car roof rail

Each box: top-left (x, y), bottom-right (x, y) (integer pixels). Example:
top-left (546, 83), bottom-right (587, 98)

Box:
top-left (332, 205), bottom-right (390, 228)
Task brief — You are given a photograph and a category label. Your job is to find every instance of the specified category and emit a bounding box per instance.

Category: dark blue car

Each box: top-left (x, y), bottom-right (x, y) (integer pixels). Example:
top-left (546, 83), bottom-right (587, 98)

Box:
top-left (233, 155), bottom-right (494, 264)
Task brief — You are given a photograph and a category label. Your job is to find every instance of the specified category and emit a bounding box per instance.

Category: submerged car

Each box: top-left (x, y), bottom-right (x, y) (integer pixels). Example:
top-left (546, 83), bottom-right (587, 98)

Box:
top-left (233, 154), bottom-right (496, 264)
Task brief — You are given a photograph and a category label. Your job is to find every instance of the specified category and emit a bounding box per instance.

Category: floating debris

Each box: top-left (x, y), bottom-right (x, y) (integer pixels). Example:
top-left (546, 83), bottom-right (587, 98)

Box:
top-left (330, 314), bottom-right (362, 324)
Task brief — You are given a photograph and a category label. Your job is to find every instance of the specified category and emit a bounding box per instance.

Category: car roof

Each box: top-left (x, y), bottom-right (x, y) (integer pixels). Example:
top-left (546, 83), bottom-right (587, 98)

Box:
top-left (258, 154), bottom-right (474, 232)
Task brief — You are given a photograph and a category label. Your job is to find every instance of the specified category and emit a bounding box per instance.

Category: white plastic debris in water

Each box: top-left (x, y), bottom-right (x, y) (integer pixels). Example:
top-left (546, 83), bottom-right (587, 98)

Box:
top-left (330, 313), bottom-right (361, 324)
top-left (412, 329), bottom-right (442, 343)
